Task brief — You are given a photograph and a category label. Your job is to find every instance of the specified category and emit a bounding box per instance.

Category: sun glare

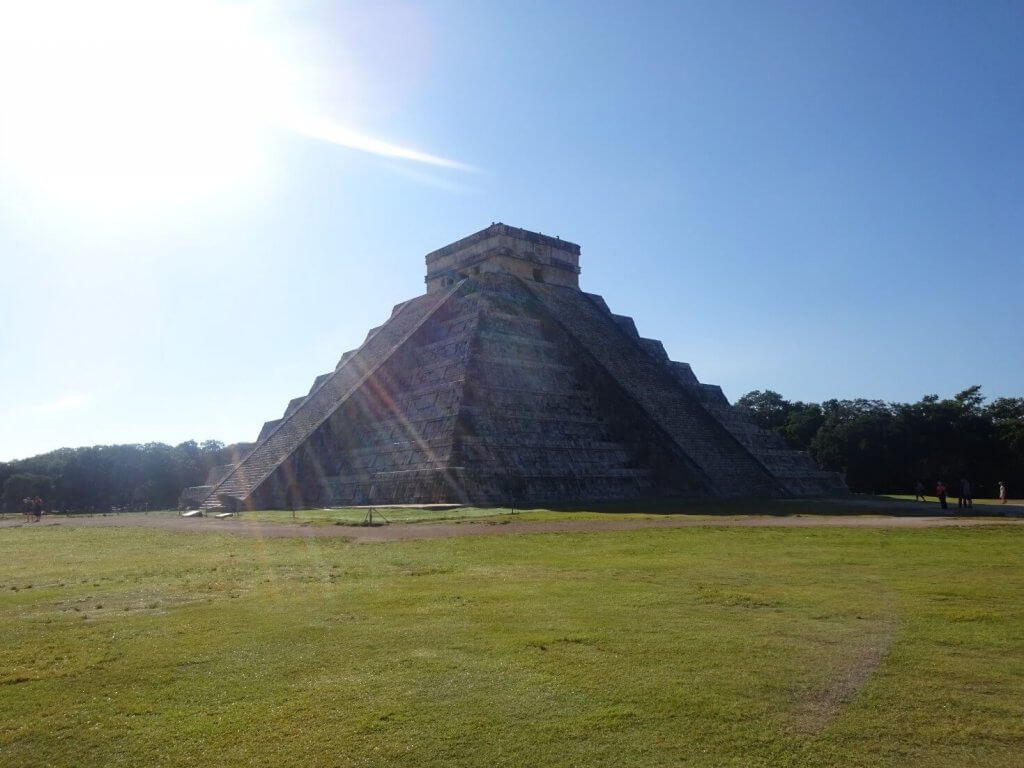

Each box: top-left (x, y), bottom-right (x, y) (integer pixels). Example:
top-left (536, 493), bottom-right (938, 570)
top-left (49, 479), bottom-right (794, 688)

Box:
top-left (0, 1), bottom-right (282, 209)
top-left (0, 1), bottom-right (470, 213)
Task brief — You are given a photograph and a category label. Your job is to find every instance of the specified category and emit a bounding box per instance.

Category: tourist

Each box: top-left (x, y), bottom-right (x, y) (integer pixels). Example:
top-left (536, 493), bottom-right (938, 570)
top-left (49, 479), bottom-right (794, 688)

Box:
top-left (936, 480), bottom-right (948, 510)
top-left (914, 480), bottom-right (926, 502)
top-left (999, 481), bottom-right (1007, 504)
top-left (959, 478), bottom-right (972, 509)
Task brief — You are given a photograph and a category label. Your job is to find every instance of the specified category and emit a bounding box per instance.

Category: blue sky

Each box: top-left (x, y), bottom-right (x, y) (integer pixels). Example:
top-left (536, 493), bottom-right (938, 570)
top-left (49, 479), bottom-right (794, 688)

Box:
top-left (1, 0), bottom-right (1021, 461)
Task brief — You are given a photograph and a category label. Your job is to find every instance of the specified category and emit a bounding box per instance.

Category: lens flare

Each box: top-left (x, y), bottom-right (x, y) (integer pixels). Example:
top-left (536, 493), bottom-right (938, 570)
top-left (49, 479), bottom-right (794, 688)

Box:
top-left (0, 1), bottom-right (470, 212)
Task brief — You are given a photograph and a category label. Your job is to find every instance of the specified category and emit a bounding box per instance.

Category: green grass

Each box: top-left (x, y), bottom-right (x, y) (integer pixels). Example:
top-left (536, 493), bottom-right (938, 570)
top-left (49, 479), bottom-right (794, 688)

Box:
top-left (230, 502), bottom-right (729, 525)
top-left (209, 506), bottom-right (508, 526)
top-left (89, 495), bottom-right (979, 528)
top-left (39, 506), bottom-right (513, 526)
top-left (1, 516), bottom-right (1022, 767)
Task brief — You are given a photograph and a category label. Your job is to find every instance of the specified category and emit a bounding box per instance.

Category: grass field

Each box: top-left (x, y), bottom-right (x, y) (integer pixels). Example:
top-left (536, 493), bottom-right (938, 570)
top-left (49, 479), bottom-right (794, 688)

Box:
top-left (1, 513), bottom-right (1022, 767)
top-left (53, 493), bottom-right (1014, 528)
top-left (42, 499), bottom-right (767, 526)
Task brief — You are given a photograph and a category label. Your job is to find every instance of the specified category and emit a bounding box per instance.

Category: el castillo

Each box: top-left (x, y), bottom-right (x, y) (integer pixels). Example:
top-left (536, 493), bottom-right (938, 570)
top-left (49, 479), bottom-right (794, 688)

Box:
top-left (184, 223), bottom-right (845, 512)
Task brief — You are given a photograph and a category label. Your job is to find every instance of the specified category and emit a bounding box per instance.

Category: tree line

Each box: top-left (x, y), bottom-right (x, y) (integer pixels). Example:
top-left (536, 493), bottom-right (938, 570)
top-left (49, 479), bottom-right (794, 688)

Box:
top-left (0, 441), bottom-right (250, 513)
top-left (2, 385), bottom-right (1021, 510)
top-left (736, 385), bottom-right (1024, 495)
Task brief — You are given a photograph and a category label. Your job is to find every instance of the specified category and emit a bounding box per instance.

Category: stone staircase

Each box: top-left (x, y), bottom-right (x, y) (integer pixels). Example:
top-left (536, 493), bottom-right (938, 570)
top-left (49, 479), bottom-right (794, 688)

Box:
top-left (444, 276), bottom-right (715, 502)
top-left (561, 287), bottom-right (845, 496)
top-left (524, 280), bottom-right (786, 497)
top-left (199, 281), bottom-right (466, 510)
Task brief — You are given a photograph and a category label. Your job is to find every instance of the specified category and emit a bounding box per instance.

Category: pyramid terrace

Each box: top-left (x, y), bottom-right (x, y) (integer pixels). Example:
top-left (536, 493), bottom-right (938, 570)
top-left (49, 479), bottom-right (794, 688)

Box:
top-left (183, 224), bottom-right (844, 511)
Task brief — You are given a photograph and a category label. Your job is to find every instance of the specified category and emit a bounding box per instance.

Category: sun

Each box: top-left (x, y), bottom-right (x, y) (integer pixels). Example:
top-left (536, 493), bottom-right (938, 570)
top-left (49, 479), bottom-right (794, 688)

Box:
top-left (0, 1), bottom-right (471, 213)
top-left (0, 1), bottom-right (281, 210)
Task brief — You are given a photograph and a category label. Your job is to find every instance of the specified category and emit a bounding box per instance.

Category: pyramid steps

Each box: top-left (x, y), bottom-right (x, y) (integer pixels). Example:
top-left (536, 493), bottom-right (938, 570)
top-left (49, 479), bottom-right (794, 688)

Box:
top-left (442, 275), bottom-right (716, 501)
top-left (231, 275), bottom-right (717, 505)
top-left (200, 281), bottom-right (466, 510)
top-left (611, 317), bottom-right (846, 496)
top-left (192, 224), bottom-right (845, 509)
top-left (523, 280), bottom-right (785, 497)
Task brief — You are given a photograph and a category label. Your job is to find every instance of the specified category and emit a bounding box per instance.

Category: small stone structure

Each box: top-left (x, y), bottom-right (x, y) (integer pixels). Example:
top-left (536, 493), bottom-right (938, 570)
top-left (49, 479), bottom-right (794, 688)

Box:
top-left (425, 225), bottom-right (581, 293)
top-left (179, 463), bottom-right (236, 509)
top-left (192, 224), bottom-right (845, 510)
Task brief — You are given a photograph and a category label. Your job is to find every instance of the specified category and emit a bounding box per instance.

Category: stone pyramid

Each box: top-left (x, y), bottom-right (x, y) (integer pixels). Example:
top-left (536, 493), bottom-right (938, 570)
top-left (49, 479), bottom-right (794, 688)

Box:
top-left (190, 224), bottom-right (844, 510)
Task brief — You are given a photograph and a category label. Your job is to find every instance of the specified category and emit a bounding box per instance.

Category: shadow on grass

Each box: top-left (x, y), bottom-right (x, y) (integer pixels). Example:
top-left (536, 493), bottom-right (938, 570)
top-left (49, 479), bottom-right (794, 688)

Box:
top-left (499, 495), bottom-right (873, 518)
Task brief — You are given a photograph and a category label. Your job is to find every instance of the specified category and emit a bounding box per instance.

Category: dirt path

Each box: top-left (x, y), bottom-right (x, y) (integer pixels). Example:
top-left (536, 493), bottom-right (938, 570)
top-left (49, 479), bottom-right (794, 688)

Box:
top-left (4, 505), bottom-right (1022, 542)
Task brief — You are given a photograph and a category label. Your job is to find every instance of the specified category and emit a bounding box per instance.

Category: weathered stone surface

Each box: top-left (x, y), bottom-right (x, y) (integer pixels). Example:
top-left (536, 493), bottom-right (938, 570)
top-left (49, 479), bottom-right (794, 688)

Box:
top-left (612, 315), bottom-right (639, 337)
top-left (308, 373), bottom-right (331, 395)
top-left (196, 224), bottom-right (844, 510)
top-left (425, 223), bottom-right (580, 294)
top-left (177, 463), bottom-right (239, 509)
top-left (283, 397), bottom-right (306, 418)
top-left (257, 419), bottom-right (282, 442)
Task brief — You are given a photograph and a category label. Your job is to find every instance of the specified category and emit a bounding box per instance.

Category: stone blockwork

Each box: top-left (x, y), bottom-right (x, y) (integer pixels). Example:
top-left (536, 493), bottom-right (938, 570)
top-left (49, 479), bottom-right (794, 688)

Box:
top-left (425, 223), bottom-right (581, 294)
top-left (202, 282), bottom-right (464, 510)
top-left (196, 225), bottom-right (844, 510)
top-left (524, 282), bottom-right (785, 498)
top-left (447, 278), bottom-right (711, 502)
top-left (607, 315), bottom-right (846, 496)
top-left (695, 396), bottom-right (846, 495)
top-left (178, 461), bottom-right (245, 509)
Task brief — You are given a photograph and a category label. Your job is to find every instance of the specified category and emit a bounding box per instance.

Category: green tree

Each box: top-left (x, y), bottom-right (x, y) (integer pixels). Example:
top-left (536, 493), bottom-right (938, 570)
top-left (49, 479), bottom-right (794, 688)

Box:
top-left (735, 390), bottom-right (791, 431)
top-left (779, 401), bottom-right (824, 451)
top-left (2, 473), bottom-right (53, 513)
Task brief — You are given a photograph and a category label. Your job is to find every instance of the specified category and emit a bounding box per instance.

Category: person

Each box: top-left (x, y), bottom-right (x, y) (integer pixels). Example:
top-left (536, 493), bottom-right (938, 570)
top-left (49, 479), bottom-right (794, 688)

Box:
top-left (33, 496), bottom-right (43, 521)
top-left (914, 480), bottom-right (926, 502)
top-left (936, 480), bottom-right (948, 510)
top-left (999, 481), bottom-right (1007, 504)
top-left (22, 497), bottom-right (33, 522)
top-left (960, 478), bottom-right (972, 509)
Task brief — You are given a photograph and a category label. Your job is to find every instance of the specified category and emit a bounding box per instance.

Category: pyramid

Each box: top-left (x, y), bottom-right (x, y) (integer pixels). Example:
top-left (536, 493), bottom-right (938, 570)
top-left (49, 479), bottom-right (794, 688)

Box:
top-left (190, 224), bottom-right (844, 510)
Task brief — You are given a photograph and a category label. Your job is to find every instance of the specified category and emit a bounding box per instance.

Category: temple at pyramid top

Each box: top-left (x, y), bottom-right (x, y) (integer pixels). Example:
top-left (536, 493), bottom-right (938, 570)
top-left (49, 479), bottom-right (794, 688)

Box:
top-left (425, 223), bottom-right (582, 293)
